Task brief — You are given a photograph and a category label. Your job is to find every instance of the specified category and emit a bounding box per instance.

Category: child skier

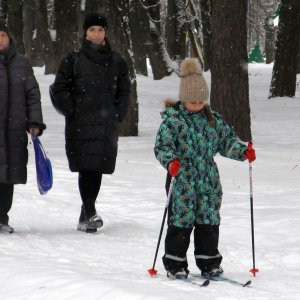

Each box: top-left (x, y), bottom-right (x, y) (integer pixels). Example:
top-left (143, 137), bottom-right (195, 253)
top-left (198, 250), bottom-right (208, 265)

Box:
top-left (154, 58), bottom-right (256, 279)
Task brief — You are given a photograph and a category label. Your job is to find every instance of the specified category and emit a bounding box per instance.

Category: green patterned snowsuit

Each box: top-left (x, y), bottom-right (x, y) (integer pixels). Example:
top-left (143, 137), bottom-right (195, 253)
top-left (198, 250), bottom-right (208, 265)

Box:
top-left (154, 102), bottom-right (247, 228)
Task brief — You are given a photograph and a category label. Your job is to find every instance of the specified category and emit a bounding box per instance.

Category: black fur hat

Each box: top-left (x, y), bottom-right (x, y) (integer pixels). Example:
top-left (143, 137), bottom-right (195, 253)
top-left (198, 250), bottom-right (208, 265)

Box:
top-left (83, 12), bottom-right (108, 33)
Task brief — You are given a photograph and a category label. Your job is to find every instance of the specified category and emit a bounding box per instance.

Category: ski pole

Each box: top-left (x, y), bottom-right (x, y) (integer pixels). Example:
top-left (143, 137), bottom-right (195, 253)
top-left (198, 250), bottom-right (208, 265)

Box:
top-left (248, 141), bottom-right (259, 277)
top-left (148, 176), bottom-right (175, 276)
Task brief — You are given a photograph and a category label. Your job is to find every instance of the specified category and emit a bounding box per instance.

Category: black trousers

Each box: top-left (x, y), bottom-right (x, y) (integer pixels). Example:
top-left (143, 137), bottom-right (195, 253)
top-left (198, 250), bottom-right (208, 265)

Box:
top-left (78, 171), bottom-right (102, 222)
top-left (163, 224), bottom-right (222, 272)
top-left (0, 183), bottom-right (14, 225)
top-left (163, 173), bottom-right (222, 272)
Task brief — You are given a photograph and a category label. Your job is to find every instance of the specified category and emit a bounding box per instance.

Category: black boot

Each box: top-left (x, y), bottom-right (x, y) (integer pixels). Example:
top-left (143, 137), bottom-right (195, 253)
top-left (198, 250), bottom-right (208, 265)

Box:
top-left (77, 205), bottom-right (103, 233)
top-left (0, 223), bottom-right (14, 234)
top-left (201, 265), bottom-right (224, 277)
top-left (167, 267), bottom-right (189, 280)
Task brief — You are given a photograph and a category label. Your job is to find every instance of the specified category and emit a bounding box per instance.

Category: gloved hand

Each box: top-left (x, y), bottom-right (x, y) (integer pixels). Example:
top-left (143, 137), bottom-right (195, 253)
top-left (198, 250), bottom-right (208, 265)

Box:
top-left (245, 141), bottom-right (256, 163)
top-left (29, 128), bottom-right (40, 137)
top-left (168, 159), bottom-right (182, 177)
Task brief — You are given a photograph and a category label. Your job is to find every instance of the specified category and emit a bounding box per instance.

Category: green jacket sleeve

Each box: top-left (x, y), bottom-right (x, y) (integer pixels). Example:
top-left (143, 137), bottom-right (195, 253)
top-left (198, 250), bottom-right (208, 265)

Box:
top-left (154, 119), bottom-right (178, 169)
top-left (215, 114), bottom-right (248, 161)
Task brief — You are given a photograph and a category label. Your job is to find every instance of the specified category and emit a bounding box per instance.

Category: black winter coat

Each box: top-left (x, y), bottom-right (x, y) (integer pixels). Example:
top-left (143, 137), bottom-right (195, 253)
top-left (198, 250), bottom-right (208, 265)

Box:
top-left (0, 40), bottom-right (45, 184)
top-left (51, 39), bottom-right (130, 173)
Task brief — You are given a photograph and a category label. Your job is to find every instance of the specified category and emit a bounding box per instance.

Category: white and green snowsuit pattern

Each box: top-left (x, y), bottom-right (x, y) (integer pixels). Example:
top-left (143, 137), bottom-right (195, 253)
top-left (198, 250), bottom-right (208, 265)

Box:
top-left (154, 102), bottom-right (247, 228)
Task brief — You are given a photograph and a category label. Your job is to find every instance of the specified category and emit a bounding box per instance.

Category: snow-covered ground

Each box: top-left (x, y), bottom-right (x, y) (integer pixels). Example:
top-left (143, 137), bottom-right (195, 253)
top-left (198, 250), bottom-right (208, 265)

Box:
top-left (0, 64), bottom-right (299, 300)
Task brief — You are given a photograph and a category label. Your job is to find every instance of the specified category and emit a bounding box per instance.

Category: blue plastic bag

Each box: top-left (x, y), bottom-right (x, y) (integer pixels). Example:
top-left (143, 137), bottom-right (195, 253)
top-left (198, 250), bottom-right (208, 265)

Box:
top-left (32, 137), bottom-right (53, 195)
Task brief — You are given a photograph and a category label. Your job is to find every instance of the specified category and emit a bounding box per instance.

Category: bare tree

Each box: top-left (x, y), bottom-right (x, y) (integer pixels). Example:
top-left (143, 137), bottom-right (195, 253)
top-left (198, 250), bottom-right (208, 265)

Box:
top-left (143, 0), bottom-right (174, 79)
top-left (145, 0), bottom-right (161, 31)
top-left (210, 0), bottom-right (251, 141)
top-left (0, 0), bottom-right (9, 20)
top-left (264, 15), bottom-right (276, 63)
top-left (185, 0), bottom-right (205, 66)
top-left (105, 0), bottom-right (138, 136)
top-left (200, 0), bottom-right (211, 70)
top-left (264, 0), bottom-right (278, 63)
top-left (23, 0), bottom-right (37, 64)
top-left (54, 0), bottom-right (79, 71)
top-left (128, 0), bottom-right (148, 76)
top-left (85, 0), bottom-right (102, 11)
top-left (166, 0), bottom-right (186, 61)
top-left (147, 21), bottom-right (175, 79)
top-left (247, 0), bottom-right (279, 57)
top-left (269, 0), bottom-right (300, 98)
top-left (248, 0), bottom-right (261, 51)
top-left (297, 29), bottom-right (300, 74)
top-left (7, 0), bottom-right (25, 54)
top-left (37, 0), bottom-right (56, 74)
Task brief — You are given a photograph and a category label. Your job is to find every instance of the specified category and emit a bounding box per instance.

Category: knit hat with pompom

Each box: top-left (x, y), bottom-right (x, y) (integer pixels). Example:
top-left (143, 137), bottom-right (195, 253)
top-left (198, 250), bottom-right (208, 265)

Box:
top-left (178, 58), bottom-right (209, 103)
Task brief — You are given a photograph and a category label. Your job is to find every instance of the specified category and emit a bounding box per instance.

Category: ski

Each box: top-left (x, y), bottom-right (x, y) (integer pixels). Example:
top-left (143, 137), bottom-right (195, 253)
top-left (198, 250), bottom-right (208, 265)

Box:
top-left (207, 276), bottom-right (251, 287)
top-left (184, 278), bottom-right (210, 287)
top-left (191, 274), bottom-right (251, 287)
top-left (155, 273), bottom-right (210, 287)
top-left (167, 275), bottom-right (210, 288)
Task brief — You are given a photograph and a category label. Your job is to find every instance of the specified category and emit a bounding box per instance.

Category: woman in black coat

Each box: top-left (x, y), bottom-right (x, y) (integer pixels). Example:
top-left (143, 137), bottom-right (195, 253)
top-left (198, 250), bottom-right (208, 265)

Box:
top-left (50, 12), bottom-right (130, 233)
top-left (0, 22), bottom-right (46, 233)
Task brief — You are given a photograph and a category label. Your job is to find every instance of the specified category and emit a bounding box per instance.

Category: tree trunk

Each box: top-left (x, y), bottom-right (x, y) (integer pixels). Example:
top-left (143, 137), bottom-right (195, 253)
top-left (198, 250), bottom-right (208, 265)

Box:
top-left (147, 22), bottom-right (174, 80)
top-left (184, 0), bottom-right (205, 66)
top-left (210, 0), bottom-right (251, 141)
top-left (7, 0), bottom-right (25, 54)
top-left (128, 0), bottom-right (148, 76)
top-left (37, 0), bottom-right (56, 74)
top-left (269, 0), bottom-right (300, 98)
top-left (76, 0), bottom-right (85, 39)
top-left (84, 0), bottom-right (103, 12)
top-left (264, 16), bottom-right (276, 64)
top-left (54, 0), bottom-right (79, 72)
top-left (200, 0), bottom-right (211, 71)
top-left (23, 0), bottom-right (36, 64)
top-left (143, 0), bottom-right (174, 79)
top-left (145, 0), bottom-right (161, 32)
top-left (0, 0), bottom-right (9, 20)
top-left (47, 0), bottom-right (55, 30)
top-left (166, 0), bottom-right (186, 61)
top-left (112, 0), bottom-right (138, 136)
top-left (296, 22), bottom-right (300, 74)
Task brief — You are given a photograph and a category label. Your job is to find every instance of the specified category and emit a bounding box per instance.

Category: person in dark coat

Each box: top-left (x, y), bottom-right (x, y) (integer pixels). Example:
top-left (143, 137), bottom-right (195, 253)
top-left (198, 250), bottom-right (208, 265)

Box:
top-left (50, 12), bottom-right (130, 233)
top-left (0, 21), bottom-right (46, 234)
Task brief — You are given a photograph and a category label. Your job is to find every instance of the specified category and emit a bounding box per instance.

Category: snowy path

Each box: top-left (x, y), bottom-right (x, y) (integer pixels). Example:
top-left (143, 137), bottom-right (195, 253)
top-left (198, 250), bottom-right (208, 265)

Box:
top-left (0, 65), bottom-right (299, 299)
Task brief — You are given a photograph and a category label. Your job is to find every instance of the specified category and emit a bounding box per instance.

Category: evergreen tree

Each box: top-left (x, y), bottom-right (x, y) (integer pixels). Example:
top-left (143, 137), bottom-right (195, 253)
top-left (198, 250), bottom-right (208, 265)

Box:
top-left (248, 41), bottom-right (265, 63)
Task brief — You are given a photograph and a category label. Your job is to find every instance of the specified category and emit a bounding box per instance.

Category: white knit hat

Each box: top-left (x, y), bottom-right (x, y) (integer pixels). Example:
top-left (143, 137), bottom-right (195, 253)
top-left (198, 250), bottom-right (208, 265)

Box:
top-left (179, 58), bottom-right (209, 103)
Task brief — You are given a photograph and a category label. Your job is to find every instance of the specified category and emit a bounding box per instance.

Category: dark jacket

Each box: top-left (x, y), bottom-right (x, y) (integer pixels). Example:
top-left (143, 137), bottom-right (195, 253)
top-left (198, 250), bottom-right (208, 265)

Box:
top-left (51, 39), bottom-right (130, 173)
top-left (0, 40), bottom-right (45, 184)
